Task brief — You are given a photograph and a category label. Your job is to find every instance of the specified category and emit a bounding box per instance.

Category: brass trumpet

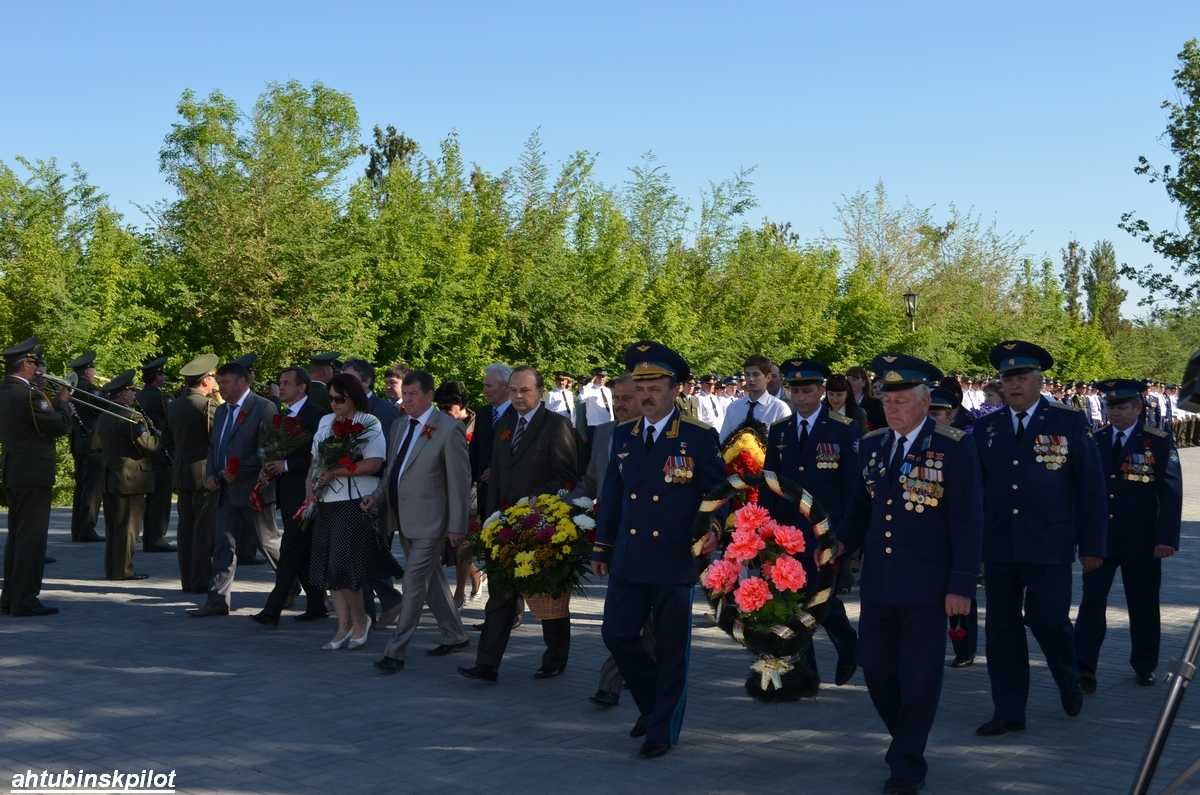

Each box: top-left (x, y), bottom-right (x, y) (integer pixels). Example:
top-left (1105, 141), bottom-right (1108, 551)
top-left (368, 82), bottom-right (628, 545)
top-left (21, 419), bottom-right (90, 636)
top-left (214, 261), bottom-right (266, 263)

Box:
top-left (39, 372), bottom-right (144, 425)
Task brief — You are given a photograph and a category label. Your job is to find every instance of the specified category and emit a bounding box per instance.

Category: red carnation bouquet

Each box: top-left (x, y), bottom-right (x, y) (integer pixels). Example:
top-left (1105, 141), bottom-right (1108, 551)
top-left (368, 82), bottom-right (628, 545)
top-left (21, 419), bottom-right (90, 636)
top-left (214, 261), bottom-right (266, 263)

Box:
top-left (250, 414), bottom-right (312, 511)
top-left (293, 417), bottom-right (374, 524)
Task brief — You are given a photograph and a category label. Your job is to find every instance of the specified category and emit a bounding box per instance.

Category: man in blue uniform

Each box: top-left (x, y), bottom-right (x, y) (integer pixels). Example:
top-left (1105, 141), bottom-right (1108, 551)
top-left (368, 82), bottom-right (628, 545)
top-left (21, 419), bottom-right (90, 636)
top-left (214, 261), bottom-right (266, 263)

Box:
top-left (1075, 379), bottom-right (1182, 690)
top-left (842, 354), bottom-right (982, 795)
top-left (592, 341), bottom-right (725, 759)
top-left (764, 357), bottom-right (860, 686)
top-left (973, 341), bottom-right (1106, 737)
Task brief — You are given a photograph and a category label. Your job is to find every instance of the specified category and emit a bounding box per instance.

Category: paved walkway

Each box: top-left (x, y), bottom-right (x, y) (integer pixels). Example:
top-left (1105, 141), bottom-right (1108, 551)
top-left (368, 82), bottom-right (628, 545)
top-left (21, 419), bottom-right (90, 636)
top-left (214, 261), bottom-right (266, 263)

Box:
top-left (2, 452), bottom-right (1200, 794)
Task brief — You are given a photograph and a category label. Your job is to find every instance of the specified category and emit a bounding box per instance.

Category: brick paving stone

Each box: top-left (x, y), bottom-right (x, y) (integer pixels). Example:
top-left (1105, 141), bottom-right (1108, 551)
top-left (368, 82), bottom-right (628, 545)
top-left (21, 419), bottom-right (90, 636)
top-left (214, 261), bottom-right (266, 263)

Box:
top-left (3, 450), bottom-right (1200, 793)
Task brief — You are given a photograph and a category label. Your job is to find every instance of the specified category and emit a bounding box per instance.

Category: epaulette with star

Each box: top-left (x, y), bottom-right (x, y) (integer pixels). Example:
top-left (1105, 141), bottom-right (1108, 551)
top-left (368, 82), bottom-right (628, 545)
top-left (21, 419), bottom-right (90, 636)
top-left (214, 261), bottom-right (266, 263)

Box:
top-left (828, 412), bottom-right (854, 426)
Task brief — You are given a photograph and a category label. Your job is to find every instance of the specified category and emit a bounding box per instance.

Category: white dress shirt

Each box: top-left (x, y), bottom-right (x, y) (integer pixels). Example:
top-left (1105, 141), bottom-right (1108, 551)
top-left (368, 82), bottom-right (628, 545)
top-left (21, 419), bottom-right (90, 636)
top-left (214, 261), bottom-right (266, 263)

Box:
top-left (643, 411), bottom-right (673, 445)
top-left (719, 392), bottom-right (792, 441)
top-left (1008, 399), bottom-right (1042, 435)
top-left (692, 390), bottom-right (723, 428)
top-left (579, 383), bottom-right (614, 426)
top-left (545, 388), bottom-right (577, 423)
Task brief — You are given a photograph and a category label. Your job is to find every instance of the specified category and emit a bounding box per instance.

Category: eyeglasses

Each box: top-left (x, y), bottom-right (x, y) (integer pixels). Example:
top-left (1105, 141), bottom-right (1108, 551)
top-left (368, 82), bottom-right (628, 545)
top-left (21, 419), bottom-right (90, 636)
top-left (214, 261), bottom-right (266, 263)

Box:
top-left (330, 395), bottom-right (348, 404)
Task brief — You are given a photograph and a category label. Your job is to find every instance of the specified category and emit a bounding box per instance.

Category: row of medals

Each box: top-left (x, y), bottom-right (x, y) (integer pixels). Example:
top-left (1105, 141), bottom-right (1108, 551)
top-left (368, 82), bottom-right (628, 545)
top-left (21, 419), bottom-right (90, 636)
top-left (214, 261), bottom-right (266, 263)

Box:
top-left (1122, 457), bottom-right (1155, 483)
top-left (1034, 436), bottom-right (1067, 470)
top-left (899, 452), bottom-right (944, 513)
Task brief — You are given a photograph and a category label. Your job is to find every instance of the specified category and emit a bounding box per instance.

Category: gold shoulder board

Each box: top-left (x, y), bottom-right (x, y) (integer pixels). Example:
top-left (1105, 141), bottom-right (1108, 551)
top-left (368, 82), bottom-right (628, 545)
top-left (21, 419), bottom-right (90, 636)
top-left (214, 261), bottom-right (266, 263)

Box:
top-left (864, 427), bottom-right (890, 440)
top-left (680, 415), bottom-right (713, 430)
top-left (1144, 425), bottom-right (1168, 438)
top-left (933, 425), bottom-right (966, 442)
top-left (828, 412), bottom-right (854, 426)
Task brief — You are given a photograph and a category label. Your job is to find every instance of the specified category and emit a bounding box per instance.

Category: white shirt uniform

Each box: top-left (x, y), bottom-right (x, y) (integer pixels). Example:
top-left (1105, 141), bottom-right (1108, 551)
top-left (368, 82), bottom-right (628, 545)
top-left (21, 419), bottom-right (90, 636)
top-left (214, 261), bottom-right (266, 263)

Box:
top-left (691, 390), bottom-right (723, 428)
top-left (719, 393), bottom-right (792, 441)
top-left (544, 388), bottom-right (577, 424)
top-left (579, 383), bottom-right (614, 426)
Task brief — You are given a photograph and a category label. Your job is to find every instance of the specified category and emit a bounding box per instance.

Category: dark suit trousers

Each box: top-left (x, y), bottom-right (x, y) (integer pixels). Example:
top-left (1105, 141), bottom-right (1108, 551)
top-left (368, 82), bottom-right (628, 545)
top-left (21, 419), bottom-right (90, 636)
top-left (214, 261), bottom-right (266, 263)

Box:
top-left (952, 596), bottom-right (979, 661)
top-left (264, 497), bottom-right (322, 616)
top-left (859, 602), bottom-right (946, 784)
top-left (103, 492), bottom-right (145, 580)
top-left (70, 450), bottom-right (103, 540)
top-left (601, 575), bottom-right (693, 746)
top-left (175, 487), bottom-right (213, 593)
top-left (1, 486), bottom-right (52, 612)
top-left (1075, 557), bottom-right (1162, 677)
top-left (476, 586), bottom-right (570, 671)
top-left (142, 459), bottom-right (173, 549)
top-left (596, 621), bottom-right (655, 698)
top-left (207, 497), bottom-right (254, 609)
top-left (984, 562), bottom-right (1079, 722)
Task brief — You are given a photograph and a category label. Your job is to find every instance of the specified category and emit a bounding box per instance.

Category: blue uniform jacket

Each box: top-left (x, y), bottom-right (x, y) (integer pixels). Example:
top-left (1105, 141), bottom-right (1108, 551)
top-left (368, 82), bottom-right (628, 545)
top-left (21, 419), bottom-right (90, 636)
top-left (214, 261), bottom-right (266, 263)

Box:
top-left (593, 410), bottom-right (725, 585)
top-left (764, 406), bottom-right (861, 541)
top-left (1094, 422), bottom-right (1182, 559)
top-left (844, 417), bottom-right (983, 606)
top-left (974, 398), bottom-right (1107, 564)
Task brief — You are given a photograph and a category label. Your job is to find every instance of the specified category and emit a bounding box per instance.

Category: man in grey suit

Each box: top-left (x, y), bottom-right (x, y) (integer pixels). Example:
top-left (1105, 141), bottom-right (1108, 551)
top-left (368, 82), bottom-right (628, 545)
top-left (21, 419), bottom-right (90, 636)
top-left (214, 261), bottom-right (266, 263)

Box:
top-left (367, 370), bottom-right (471, 672)
top-left (190, 361), bottom-right (279, 617)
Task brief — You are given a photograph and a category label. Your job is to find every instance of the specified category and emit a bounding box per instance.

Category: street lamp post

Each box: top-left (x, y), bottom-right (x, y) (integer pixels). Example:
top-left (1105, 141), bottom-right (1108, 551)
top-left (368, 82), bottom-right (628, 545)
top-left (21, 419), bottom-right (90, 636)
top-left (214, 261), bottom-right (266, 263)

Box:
top-left (904, 291), bottom-right (918, 332)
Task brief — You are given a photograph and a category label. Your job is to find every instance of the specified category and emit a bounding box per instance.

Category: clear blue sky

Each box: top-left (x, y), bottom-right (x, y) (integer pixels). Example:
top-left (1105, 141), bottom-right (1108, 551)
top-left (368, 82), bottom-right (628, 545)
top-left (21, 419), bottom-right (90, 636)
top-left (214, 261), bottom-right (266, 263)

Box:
top-left (2, 1), bottom-right (1196, 315)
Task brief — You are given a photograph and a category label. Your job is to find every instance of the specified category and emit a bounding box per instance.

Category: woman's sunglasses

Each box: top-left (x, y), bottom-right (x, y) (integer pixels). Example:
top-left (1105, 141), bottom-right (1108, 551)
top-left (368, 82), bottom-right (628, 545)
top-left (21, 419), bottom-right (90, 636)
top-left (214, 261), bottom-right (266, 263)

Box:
top-left (330, 395), bottom-right (348, 404)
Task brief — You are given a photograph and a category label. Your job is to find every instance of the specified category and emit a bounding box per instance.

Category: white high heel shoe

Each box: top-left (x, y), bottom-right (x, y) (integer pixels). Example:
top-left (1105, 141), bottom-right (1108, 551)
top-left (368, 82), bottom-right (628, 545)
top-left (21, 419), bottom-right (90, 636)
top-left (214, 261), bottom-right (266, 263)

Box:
top-left (347, 616), bottom-right (373, 650)
top-left (322, 630), bottom-right (352, 650)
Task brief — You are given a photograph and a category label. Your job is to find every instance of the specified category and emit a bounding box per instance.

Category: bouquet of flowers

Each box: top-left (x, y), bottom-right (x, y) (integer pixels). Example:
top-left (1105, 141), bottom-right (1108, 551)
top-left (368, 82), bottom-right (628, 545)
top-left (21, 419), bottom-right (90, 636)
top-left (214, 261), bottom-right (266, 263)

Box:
top-left (472, 493), bottom-right (594, 614)
top-left (292, 417), bottom-right (373, 525)
top-left (250, 414), bottom-right (311, 512)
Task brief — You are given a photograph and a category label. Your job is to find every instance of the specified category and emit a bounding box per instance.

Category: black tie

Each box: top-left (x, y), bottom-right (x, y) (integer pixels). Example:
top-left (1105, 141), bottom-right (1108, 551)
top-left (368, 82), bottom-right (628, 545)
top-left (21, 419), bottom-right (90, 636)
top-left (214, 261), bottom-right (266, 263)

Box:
top-left (888, 432), bottom-right (906, 477)
top-left (798, 418), bottom-right (810, 448)
top-left (388, 418), bottom-right (420, 509)
top-left (645, 424), bottom-right (656, 453)
top-left (512, 416), bottom-right (528, 450)
top-left (1112, 429), bottom-right (1124, 470)
top-left (1014, 411), bottom-right (1028, 440)
top-left (747, 401), bottom-right (758, 424)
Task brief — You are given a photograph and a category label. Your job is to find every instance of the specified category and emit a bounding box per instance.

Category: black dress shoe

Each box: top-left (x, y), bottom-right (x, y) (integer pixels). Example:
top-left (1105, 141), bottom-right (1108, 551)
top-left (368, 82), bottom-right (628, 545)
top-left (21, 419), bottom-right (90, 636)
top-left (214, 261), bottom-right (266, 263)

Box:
top-left (630, 715), bottom-right (648, 738)
top-left (294, 611), bottom-right (328, 622)
top-left (111, 574), bottom-right (149, 581)
top-left (1136, 672), bottom-right (1156, 686)
top-left (189, 605), bottom-right (229, 618)
top-left (1080, 671), bottom-right (1097, 694)
top-left (458, 665), bottom-right (498, 682)
top-left (1061, 687), bottom-right (1083, 717)
top-left (835, 647), bottom-right (857, 685)
top-left (427, 640), bottom-right (470, 656)
top-left (10, 604), bottom-right (59, 617)
top-left (144, 543), bottom-right (176, 553)
top-left (976, 718), bottom-right (1025, 736)
top-left (639, 740), bottom-right (670, 759)
top-left (534, 664), bottom-right (566, 679)
top-left (589, 690), bottom-right (620, 707)
top-left (241, 557), bottom-right (267, 566)
top-left (251, 611), bottom-right (279, 626)
top-left (883, 777), bottom-right (925, 794)
top-left (949, 655), bottom-right (975, 669)
top-left (375, 656), bottom-right (405, 674)
top-left (470, 623), bottom-right (486, 632)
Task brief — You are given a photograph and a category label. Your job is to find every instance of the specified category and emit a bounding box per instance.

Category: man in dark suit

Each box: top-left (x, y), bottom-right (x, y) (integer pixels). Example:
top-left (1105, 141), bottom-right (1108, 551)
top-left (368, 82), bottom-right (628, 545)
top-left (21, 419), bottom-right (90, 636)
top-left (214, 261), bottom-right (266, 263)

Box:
top-left (1, 338), bottom-right (72, 616)
top-left (190, 361), bottom-right (279, 616)
top-left (973, 341), bottom-right (1106, 736)
top-left (254, 367), bottom-right (324, 624)
top-left (137, 355), bottom-right (175, 553)
top-left (306, 351), bottom-right (338, 414)
top-left (343, 358), bottom-right (401, 440)
top-left (469, 362), bottom-right (514, 519)
top-left (460, 365), bottom-right (578, 682)
top-left (66, 350), bottom-right (104, 542)
top-left (95, 370), bottom-right (161, 580)
top-left (1075, 379), bottom-right (1183, 690)
top-left (170, 353), bottom-right (219, 593)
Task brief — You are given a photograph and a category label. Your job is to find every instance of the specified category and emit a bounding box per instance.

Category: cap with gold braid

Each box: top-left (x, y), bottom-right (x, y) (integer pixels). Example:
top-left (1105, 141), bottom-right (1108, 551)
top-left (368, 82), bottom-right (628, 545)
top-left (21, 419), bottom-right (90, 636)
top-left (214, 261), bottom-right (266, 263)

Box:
top-left (623, 340), bottom-right (691, 383)
top-left (868, 353), bottom-right (943, 392)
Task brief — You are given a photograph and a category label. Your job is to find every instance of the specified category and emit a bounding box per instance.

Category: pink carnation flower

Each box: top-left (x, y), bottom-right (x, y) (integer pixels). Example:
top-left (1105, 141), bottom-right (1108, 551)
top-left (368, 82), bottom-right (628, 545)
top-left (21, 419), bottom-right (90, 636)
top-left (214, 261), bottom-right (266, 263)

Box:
top-left (734, 576), bottom-right (772, 613)
top-left (701, 559), bottom-right (740, 595)
top-left (733, 503), bottom-right (771, 535)
top-left (759, 519), bottom-right (781, 541)
top-left (770, 554), bottom-right (808, 592)
top-left (772, 523), bottom-right (807, 555)
top-left (760, 562), bottom-right (774, 582)
top-left (724, 528), bottom-right (766, 564)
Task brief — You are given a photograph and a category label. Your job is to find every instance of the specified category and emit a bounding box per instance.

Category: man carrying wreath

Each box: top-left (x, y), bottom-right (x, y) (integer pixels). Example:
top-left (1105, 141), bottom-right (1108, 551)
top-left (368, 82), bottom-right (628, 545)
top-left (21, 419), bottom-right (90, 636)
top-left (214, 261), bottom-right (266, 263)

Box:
top-left (592, 342), bottom-right (725, 759)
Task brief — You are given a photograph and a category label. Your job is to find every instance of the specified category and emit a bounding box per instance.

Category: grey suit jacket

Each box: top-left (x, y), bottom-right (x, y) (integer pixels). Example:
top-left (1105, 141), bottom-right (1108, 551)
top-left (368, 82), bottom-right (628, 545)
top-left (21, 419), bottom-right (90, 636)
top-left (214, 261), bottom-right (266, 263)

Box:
top-left (574, 421), bottom-right (615, 501)
top-left (375, 407), bottom-right (471, 540)
top-left (206, 392), bottom-right (277, 507)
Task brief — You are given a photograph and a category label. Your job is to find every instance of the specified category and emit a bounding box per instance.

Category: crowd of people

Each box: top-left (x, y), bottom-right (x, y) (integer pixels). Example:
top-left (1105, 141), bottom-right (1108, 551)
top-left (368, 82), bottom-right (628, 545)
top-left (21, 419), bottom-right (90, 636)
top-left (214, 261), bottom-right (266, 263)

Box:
top-left (0, 335), bottom-right (1185, 794)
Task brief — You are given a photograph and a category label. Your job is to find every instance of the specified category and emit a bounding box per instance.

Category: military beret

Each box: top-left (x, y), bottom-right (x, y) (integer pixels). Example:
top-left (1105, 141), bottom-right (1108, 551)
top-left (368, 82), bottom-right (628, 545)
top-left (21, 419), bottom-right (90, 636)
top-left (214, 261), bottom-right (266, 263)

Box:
top-left (869, 353), bottom-right (943, 392)
top-left (102, 369), bottom-right (136, 394)
top-left (67, 350), bottom-right (97, 371)
top-left (990, 340), bottom-right (1053, 375)
top-left (179, 353), bottom-right (219, 378)
top-left (780, 358), bottom-right (831, 385)
top-left (623, 341), bottom-right (691, 384)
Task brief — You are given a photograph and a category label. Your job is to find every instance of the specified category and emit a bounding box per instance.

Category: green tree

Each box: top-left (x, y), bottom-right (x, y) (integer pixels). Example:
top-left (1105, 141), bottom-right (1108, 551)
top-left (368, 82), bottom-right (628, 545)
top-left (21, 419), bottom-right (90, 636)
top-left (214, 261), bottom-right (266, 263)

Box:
top-left (1061, 240), bottom-right (1084, 320)
top-left (1084, 240), bottom-right (1126, 337)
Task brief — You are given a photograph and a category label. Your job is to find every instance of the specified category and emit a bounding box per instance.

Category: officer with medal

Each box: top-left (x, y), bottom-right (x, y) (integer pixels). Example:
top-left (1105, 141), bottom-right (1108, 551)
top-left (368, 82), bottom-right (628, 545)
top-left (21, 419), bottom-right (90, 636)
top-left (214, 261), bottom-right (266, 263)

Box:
top-left (973, 340), bottom-right (1106, 737)
top-left (0, 337), bottom-right (73, 616)
top-left (592, 341), bottom-right (725, 759)
top-left (66, 350), bottom-right (105, 542)
top-left (1075, 378), bottom-right (1182, 690)
top-left (137, 354), bottom-right (175, 553)
top-left (842, 354), bottom-right (981, 795)
top-left (95, 369), bottom-right (161, 580)
top-left (764, 357), bottom-right (860, 687)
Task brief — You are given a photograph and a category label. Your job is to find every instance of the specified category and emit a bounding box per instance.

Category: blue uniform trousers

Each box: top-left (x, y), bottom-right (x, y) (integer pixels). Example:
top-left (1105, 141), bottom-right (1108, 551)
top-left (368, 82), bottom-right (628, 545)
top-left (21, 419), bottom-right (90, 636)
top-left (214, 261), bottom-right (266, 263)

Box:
top-left (1074, 557), bottom-right (1162, 678)
top-left (984, 562), bottom-right (1079, 722)
top-left (859, 602), bottom-right (946, 784)
top-left (602, 574), bottom-right (693, 746)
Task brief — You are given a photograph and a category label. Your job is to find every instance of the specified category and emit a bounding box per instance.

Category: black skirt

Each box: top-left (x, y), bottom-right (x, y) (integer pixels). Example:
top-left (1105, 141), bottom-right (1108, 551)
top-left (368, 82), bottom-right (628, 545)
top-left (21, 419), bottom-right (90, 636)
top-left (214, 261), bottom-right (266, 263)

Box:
top-left (310, 500), bottom-right (379, 591)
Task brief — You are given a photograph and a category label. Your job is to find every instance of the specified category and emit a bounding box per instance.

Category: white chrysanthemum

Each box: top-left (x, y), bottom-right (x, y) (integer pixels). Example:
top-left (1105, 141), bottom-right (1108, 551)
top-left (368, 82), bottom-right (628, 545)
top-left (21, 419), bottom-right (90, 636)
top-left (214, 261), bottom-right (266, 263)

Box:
top-left (515, 496), bottom-right (530, 507)
top-left (573, 514), bottom-right (596, 530)
top-left (571, 496), bottom-right (594, 510)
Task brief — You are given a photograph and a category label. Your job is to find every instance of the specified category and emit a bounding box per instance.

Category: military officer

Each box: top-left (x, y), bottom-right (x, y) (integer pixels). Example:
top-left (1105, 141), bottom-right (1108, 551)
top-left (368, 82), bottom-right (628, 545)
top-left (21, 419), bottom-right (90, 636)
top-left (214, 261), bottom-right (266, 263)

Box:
top-left (973, 341), bottom-right (1106, 737)
top-left (842, 354), bottom-right (982, 795)
top-left (592, 341), bottom-right (725, 759)
top-left (764, 357), bottom-right (860, 686)
top-left (137, 354), bottom-right (175, 553)
top-left (66, 350), bottom-right (104, 542)
top-left (1, 338), bottom-right (73, 616)
top-left (170, 354), bottom-right (220, 593)
top-left (307, 351), bottom-right (338, 414)
top-left (1075, 379), bottom-right (1182, 690)
top-left (95, 370), bottom-right (161, 580)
